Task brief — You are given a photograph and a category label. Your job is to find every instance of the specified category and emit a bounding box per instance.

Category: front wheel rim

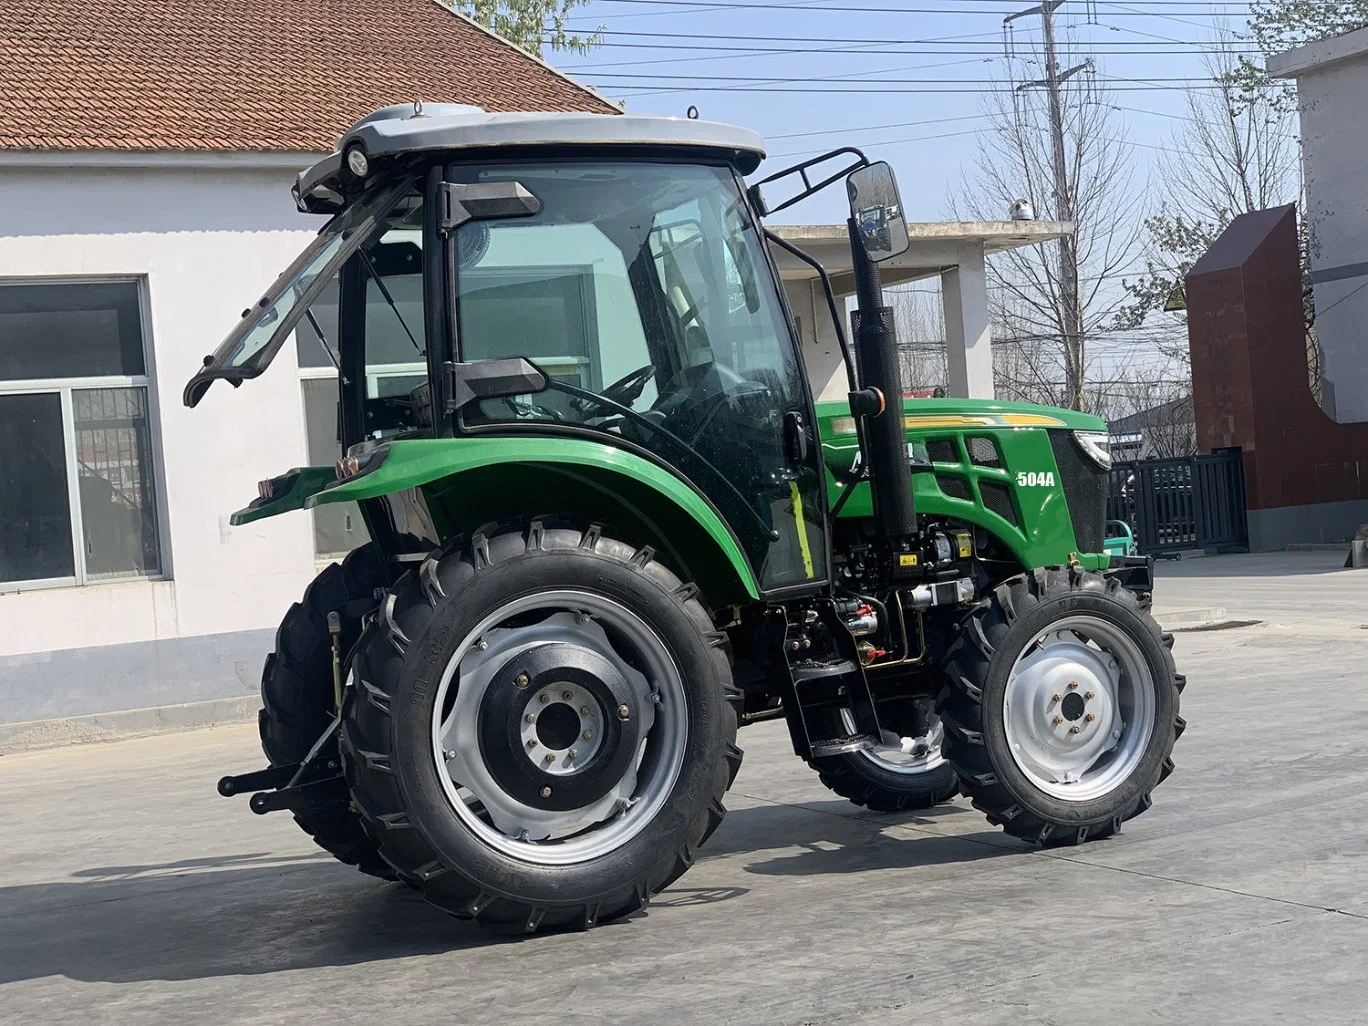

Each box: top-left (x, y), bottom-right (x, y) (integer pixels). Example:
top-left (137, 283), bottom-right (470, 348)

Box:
top-left (1003, 614), bottom-right (1156, 802)
top-left (429, 589), bottom-right (688, 866)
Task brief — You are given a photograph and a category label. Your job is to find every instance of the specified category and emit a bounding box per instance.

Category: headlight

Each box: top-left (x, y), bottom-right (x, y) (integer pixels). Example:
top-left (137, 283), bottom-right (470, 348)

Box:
top-left (1073, 430), bottom-right (1112, 470)
top-left (345, 144), bottom-right (369, 178)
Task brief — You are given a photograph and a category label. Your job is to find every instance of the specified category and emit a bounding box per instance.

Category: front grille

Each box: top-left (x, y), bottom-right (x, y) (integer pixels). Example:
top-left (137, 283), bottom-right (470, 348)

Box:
top-left (937, 475), bottom-right (972, 501)
top-left (1049, 431), bottom-right (1107, 552)
top-left (926, 438), bottom-right (957, 464)
top-left (979, 481), bottom-right (1019, 527)
top-left (967, 436), bottom-right (1001, 468)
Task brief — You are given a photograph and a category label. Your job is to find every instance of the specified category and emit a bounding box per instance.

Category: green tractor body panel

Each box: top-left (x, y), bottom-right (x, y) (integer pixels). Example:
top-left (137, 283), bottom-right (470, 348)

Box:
top-left (232, 436), bottom-right (762, 601)
top-left (816, 397), bottom-right (1111, 572)
top-left (235, 395), bottom-right (1112, 602)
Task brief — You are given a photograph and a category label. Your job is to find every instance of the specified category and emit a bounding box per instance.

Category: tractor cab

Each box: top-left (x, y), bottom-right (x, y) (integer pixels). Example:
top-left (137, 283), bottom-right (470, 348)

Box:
top-left (186, 103), bottom-right (847, 592)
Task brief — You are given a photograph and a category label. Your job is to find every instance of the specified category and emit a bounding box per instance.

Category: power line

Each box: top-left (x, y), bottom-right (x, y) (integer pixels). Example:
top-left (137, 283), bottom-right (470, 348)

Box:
top-left (567, 42), bottom-right (1260, 70)
top-left (608, 82), bottom-right (1250, 95)
top-left (576, 0), bottom-right (1249, 11)
top-left (592, 71), bottom-right (1226, 82)
top-left (607, 83), bottom-right (1238, 94)
top-left (767, 126), bottom-right (987, 159)
top-left (572, 28), bottom-right (1231, 42)
top-left (768, 112), bottom-right (985, 140)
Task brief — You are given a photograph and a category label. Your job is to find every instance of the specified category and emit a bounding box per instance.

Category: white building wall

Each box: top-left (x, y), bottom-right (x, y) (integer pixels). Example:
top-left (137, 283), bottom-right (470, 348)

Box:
top-left (0, 162), bottom-right (325, 718)
top-left (1270, 31), bottom-right (1368, 422)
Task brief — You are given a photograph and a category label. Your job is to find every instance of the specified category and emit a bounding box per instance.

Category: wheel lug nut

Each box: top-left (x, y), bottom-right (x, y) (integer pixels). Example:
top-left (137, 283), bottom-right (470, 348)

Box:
top-left (1069, 726), bottom-right (1081, 734)
top-left (1085, 713), bottom-right (1096, 723)
top-left (544, 753), bottom-right (555, 764)
top-left (525, 713), bottom-right (535, 723)
top-left (617, 704), bottom-right (630, 720)
top-left (1052, 715), bottom-right (1063, 726)
top-left (1050, 693), bottom-right (1061, 704)
top-left (1067, 681), bottom-right (1078, 691)
top-left (1084, 690), bottom-right (1095, 700)
top-left (583, 730), bottom-right (593, 740)
top-left (515, 673), bottom-right (530, 688)
top-left (569, 748), bottom-right (578, 759)
top-left (563, 690), bottom-right (573, 701)
top-left (539, 694), bottom-right (550, 704)
top-left (540, 785), bottom-right (552, 798)
top-left (526, 739), bottom-right (537, 749)
top-left (581, 706), bottom-right (591, 715)
top-left (444, 750), bottom-right (455, 760)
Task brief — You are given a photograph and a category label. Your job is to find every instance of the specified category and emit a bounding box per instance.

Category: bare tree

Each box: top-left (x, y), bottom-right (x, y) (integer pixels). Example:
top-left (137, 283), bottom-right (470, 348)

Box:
top-left (888, 284), bottom-right (948, 393)
top-left (1118, 40), bottom-right (1300, 327)
top-left (957, 77), bottom-right (1140, 412)
top-left (1098, 369), bottom-right (1197, 459)
top-left (1115, 36), bottom-right (1323, 402)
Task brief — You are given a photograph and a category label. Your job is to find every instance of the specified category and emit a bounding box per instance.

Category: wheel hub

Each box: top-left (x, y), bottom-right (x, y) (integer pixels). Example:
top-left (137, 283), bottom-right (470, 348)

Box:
top-left (1002, 617), bottom-right (1156, 802)
top-left (474, 641), bottom-right (645, 814)
top-left (431, 594), bottom-right (686, 864)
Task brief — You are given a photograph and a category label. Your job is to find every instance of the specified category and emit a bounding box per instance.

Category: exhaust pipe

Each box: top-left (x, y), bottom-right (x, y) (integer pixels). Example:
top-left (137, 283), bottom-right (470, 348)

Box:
top-left (848, 218), bottom-right (917, 542)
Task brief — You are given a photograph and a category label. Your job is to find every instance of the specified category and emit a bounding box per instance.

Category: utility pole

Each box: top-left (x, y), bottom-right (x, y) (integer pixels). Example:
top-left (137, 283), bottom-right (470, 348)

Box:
top-left (1006, 1), bottom-right (1092, 410)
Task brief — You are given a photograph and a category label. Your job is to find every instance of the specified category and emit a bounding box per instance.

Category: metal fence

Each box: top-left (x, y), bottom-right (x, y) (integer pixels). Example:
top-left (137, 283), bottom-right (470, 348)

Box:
top-left (1107, 451), bottom-right (1247, 555)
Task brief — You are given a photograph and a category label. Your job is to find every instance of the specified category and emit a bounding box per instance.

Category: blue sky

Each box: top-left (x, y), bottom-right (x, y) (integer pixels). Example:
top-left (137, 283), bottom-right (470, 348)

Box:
top-left (550, 0), bottom-right (1259, 224)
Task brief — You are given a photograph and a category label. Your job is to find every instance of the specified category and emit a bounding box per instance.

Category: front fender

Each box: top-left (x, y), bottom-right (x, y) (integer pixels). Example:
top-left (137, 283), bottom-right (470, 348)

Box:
top-left (307, 437), bottom-right (762, 601)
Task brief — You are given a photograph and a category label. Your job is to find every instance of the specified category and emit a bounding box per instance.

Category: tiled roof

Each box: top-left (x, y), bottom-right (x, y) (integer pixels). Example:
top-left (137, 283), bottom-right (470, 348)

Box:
top-left (0, 0), bottom-right (616, 152)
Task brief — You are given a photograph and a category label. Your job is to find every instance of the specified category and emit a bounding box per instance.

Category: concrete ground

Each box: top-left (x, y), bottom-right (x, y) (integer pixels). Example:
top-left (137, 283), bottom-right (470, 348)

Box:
top-left (2, 551), bottom-right (1366, 1025)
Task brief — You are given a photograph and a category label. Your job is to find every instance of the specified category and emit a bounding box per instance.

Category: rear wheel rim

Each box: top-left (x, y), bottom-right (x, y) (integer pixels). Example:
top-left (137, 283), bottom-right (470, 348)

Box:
top-left (430, 589), bottom-right (688, 866)
top-left (842, 702), bottom-right (947, 775)
top-left (1002, 613), bottom-right (1156, 802)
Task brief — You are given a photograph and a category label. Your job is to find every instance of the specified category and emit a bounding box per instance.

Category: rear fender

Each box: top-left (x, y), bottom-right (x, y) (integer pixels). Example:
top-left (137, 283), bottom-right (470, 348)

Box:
top-left (306, 437), bottom-right (761, 603)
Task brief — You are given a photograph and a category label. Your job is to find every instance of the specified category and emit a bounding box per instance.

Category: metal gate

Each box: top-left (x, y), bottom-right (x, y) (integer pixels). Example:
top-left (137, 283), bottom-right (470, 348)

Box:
top-left (1107, 452), bottom-right (1247, 555)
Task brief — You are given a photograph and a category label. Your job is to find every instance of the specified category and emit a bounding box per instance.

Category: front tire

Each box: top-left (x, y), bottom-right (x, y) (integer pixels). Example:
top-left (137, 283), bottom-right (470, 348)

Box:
top-left (939, 568), bottom-right (1185, 846)
top-left (342, 520), bottom-right (742, 932)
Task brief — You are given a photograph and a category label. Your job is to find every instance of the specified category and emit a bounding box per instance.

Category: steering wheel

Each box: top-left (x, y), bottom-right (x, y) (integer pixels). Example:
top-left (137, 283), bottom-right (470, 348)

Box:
top-left (573, 363), bottom-right (655, 414)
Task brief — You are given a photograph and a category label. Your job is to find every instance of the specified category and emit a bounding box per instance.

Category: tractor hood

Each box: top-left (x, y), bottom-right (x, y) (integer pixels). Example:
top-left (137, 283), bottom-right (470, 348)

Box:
top-left (814, 397), bottom-right (1107, 439)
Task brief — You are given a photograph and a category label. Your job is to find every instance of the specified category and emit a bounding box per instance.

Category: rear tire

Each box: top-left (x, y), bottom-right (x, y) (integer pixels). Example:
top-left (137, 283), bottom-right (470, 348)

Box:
top-left (808, 697), bottom-right (959, 812)
top-left (939, 567), bottom-right (1185, 846)
top-left (260, 546), bottom-right (393, 878)
top-left (342, 520), bottom-right (742, 932)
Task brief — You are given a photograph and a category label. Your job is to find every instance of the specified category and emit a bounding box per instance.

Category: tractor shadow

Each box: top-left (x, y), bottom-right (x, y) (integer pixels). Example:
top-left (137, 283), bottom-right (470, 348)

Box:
top-left (704, 798), bottom-right (1025, 877)
top-left (0, 802), bottom-right (1015, 986)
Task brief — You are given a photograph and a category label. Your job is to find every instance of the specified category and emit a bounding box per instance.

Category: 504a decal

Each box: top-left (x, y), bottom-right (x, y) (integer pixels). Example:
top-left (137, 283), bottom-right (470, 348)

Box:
top-left (1016, 471), bottom-right (1056, 487)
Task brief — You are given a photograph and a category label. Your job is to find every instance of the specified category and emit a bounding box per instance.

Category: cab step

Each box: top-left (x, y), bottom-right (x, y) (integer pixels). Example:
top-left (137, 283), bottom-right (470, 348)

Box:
top-left (761, 602), bottom-right (885, 761)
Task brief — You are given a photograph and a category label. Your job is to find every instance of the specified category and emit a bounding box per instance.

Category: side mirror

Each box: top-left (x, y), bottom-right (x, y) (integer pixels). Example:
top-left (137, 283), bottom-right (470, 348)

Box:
top-left (847, 162), bottom-right (909, 263)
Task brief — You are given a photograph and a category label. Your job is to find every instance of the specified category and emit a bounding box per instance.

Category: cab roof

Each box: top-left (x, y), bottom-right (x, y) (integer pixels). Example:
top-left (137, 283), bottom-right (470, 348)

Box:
top-left (296, 103), bottom-right (768, 212)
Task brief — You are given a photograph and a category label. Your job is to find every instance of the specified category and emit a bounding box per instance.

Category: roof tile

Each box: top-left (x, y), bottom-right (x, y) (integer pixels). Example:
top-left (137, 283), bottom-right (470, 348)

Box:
top-left (0, 0), bottom-right (615, 152)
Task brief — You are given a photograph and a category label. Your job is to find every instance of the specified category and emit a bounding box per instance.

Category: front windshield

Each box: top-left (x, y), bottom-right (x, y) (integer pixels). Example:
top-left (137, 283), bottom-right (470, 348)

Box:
top-left (190, 179), bottom-right (412, 388)
top-left (453, 161), bottom-right (825, 590)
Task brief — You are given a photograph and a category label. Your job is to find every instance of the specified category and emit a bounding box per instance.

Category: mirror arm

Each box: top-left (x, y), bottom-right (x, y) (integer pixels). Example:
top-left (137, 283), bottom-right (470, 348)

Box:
top-left (749, 146), bottom-right (869, 217)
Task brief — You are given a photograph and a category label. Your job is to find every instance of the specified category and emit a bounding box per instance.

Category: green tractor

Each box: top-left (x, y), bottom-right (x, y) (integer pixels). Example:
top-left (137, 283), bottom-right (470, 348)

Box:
top-left (192, 104), bottom-right (1184, 932)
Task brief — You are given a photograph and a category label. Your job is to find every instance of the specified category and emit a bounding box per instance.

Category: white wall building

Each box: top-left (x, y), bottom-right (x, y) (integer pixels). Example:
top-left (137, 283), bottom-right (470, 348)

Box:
top-left (1269, 28), bottom-right (1368, 423)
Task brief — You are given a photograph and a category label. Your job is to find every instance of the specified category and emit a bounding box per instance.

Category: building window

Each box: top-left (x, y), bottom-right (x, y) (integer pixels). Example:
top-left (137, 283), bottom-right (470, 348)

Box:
top-left (0, 281), bottom-right (163, 590)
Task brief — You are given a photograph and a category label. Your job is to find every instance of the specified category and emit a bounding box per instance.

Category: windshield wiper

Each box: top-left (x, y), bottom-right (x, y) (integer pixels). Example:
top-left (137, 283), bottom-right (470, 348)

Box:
top-left (359, 249), bottom-right (422, 354)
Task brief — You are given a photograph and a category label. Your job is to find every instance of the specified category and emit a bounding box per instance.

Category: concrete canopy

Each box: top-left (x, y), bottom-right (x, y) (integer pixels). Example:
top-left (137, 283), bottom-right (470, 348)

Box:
top-left (767, 220), bottom-right (1073, 401)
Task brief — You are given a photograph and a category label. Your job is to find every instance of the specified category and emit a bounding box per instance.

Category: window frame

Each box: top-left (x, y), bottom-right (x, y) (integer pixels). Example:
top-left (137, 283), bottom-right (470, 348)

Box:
top-left (0, 275), bottom-right (167, 592)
